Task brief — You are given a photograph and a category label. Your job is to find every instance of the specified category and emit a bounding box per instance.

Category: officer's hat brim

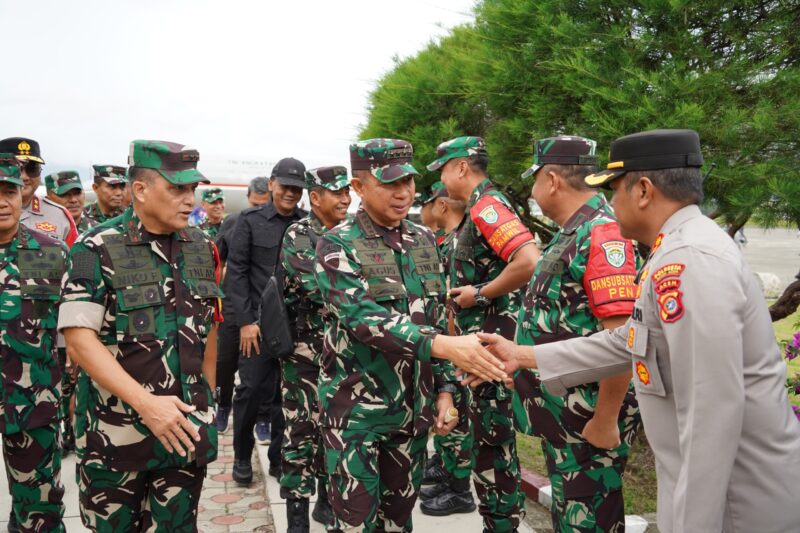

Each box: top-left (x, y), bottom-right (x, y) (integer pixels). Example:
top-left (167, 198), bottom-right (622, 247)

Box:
top-left (585, 168), bottom-right (626, 188)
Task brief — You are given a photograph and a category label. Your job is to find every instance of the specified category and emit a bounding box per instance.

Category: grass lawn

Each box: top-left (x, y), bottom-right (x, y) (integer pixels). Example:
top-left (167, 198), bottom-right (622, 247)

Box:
top-left (516, 304), bottom-right (800, 515)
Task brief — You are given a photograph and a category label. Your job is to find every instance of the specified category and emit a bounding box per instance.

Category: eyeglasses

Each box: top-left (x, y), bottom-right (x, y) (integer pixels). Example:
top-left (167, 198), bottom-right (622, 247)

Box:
top-left (22, 161), bottom-right (42, 177)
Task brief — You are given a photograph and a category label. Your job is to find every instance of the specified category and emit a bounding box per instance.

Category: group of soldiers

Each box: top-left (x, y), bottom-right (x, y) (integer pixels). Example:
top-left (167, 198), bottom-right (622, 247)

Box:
top-left (0, 127), bottom-right (798, 533)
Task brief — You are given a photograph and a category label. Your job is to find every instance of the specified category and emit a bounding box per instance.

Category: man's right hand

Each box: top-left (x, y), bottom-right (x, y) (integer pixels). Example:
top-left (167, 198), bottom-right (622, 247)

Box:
top-left (477, 332), bottom-right (522, 373)
top-left (239, 324), bottom-right (261, 358)
top-left (137, 394), bottom-right (199, 457)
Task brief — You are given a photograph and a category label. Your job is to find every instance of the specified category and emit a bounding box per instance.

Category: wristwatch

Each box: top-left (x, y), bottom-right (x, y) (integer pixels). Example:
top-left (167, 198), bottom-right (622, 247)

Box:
top-left (474, 286), bottom-right (491, 307)
top-left (437, 383), bottom-right (458, 395)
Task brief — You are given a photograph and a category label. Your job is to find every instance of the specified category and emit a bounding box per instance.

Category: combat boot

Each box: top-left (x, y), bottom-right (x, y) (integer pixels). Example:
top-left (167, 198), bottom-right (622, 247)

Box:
top-left (312, 478), bottom-right (334, 525)
top-left (286, 497), bottom-right (310, 533)
top-left (419, 476), bottom-right (476, 516)
top-left (422, 452), bottom-right (447, 485)
top-left (419, 479), bottom-right (449, 501)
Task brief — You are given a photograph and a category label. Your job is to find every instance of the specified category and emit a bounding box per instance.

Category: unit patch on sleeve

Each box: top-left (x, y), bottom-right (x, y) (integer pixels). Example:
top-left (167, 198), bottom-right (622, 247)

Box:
top-left (651, 263), bottom-right (685, 323)
top-left (657, 289), bottom-right (684, 323)
top-left (601, 240), bottom-right (626, 268)
top-left (470, 194), bottom-right (533, 262)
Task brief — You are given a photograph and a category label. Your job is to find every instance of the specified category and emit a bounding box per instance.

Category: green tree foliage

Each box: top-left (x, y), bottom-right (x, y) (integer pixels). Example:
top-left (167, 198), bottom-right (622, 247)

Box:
top-left (361, 0), bottom-right (800, 228)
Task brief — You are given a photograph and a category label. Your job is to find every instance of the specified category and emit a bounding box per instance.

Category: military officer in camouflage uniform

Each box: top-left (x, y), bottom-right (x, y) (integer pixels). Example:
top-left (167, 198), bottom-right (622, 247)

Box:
top-left (43, 171), bottom-right (89, 454)
top-left (0, 155), bottom-right (66, 533)
top-left (477, 129), bottom-right (800, 533)
top-left (513, 136), bottom-right (641, 532)
top-left (0, 137), bottom-right (78, 248)
top-left (59, 140), bottom-right (222, 532)
top-left (193, 187), bottom-right (225, 239)
top-left (279, 166), bottom-right (350, 531)
top-left (427, 136), bottom-right (539, 532)
top-left (314, 138), bottom-right (504, 532)
top-left (83, 164), bottom-right (127, 226)
top-left (45, 171), bottom-right (92, 234)
top-left (417, 182), bottom-right (477, 516)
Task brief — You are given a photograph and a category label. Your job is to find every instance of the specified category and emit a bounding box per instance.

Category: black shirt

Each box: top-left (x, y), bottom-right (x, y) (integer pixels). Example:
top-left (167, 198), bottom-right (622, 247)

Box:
top-left (225, 202), bottom-right (306, 326)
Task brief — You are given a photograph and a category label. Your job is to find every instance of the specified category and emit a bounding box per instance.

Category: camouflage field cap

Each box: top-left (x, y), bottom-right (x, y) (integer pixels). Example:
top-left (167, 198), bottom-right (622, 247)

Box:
top-left (521, 136), bottom-right (599, 179)
top-left (585, 129), bottom-right (704, 187)
top-left (128, 140), bottom-right (209, 185)
top-left (0, 137), bottom-right (45, 164)
top-left (426, 136), bottom-right (486, 171)
top-left (0, 153), bottom-right (23, 187)
top-left (45, 171), bottom-right (83, 195)
top-left (92, 164), bottom-right (128, 185)
top-left (420, 181), bottom-right (449, 204)
top-left (350, 138), bottom-right (420, 184)
top-left (201, 187), bottom-right (224, 203)
top-left (305, 165), bottom-right (350, 191)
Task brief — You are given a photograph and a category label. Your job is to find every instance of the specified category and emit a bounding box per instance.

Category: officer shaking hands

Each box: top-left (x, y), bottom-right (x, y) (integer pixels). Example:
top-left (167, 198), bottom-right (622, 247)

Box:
top-left (475, 129), bottom-right (800, 533)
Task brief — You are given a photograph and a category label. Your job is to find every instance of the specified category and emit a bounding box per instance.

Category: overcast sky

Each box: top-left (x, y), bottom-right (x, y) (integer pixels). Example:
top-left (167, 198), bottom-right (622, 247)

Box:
top-left (0, 0), bottom-right (475, 180)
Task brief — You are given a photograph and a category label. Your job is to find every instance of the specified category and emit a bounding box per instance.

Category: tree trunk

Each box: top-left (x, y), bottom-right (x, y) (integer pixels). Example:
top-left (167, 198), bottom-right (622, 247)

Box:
top-left (770, 279), bottom-right (800, 322)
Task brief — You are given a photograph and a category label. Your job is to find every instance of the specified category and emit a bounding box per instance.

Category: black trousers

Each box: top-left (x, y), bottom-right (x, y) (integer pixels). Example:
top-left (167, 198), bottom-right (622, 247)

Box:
top-left (232, 350), bottom-right (284, 466)
top-left (217, 320), bottom-right (273, 422)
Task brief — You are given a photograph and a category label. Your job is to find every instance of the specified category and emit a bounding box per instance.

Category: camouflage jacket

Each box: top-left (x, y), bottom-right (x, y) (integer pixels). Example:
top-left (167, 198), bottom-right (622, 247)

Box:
top-left (0, 225), bottom-right (66, 435)
top-left (193, 218), bottom-right (223, 240)
top-left (314, 209), bottom-right (451, 434)
top-left (59, 207), bottom-right (222, 471)
top-left (514, 194), bottom-right (638, 440)
top-left (82, 202), bottom-right (123, 227)
top-left (75, 213), bottom-right (95, 235)
top-left (281, 212), bottom-right (328, 360)
top-left (448, 178), bottom-right (534, 339)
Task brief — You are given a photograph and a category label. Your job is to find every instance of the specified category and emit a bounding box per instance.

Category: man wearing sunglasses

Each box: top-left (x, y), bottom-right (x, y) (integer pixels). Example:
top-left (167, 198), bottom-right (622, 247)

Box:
top-left (0, 138), bottom-right (78, 248)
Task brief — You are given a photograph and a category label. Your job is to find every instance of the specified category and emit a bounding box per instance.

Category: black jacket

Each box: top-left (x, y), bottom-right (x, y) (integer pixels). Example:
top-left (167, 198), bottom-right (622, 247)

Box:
top-left (225, 202), bottom-right (306, 326)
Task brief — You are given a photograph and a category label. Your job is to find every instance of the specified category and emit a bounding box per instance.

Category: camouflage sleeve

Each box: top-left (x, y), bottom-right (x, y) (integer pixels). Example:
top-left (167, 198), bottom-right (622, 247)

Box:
top-left (313, 234), bottom-right (435, 362)
top-left (58, 234), bottom-right (108, 332)
top-left (281, 225), bottom-right (322, 313)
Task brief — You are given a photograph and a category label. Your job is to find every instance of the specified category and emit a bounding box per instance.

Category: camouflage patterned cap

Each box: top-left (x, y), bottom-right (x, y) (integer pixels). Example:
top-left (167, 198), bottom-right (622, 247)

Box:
top-left (0, 137), bottom-right (45, 164)
top-left (201, 187), bottom-right (224, 203)
top-left (305, 165), bottom-right (350, 191)
top-left (350, 138), bottom-right (420, 184)
top-left (0, 153), bottom-right (23, 187)
top-left (128, 140), bottom-right (209, 185)
top-left (45, 171), bottom-right (83, 195)
top-left (420, 181), bottom-right (449, 204)
top-left (92, 164), bottom-right (128, 185)
top-left (521, 136), bottom-right (598, 179)
top-left (426, 136), bottom-right (487, 171)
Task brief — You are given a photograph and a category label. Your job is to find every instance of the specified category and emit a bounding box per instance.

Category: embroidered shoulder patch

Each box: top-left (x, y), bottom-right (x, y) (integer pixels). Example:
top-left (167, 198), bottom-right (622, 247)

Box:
top-left (651, 263), bottom-right (685, 284)
top-left (657, 289), bottom-right (684, 323)
top-left (478, 204), bottom-right (499, 224)
top-left (600, 240), bottom-right (626, 268)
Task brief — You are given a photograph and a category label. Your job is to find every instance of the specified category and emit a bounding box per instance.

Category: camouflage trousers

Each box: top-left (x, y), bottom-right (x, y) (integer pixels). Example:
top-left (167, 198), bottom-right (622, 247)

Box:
top-left (432, 385), bottom-right (473, 480)
top-left (469, 386), bottom-right (524, 533)
top-left (2, 423), bottom-right (65, 532)
top-left (513, 369), bottom-right (641, 532)
top-left (280, 342), bottom-right (325, 499)
top-left (57, 348), bottom-right (75, 442)
top-left (77, 462), bottom-right (205, 532)
top-left (323, 425), bottom-right (427, 532)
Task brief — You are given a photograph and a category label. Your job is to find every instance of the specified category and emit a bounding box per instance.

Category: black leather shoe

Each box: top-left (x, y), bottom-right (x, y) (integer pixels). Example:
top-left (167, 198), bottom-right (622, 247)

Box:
top-left (420, 488), bottom-right (477, 516)
top-left (268, 463), bottom-right (280, 478)
top-left (422, 453), bottom-right (447, 485)
top-left (287, 497), bottom-right (310, 533)
top-left (7, 511), bottom-right (20, 533)
top-left (232, 459), bottom-right (252, 484)
top-left (312, 481), bottom-right (334, 525)
top-left (419, 480), bottom-right (449, 501)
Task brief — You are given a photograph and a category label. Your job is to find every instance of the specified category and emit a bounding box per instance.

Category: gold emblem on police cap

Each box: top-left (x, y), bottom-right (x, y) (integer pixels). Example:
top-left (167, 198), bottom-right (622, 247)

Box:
top-left (17, 141), bottom-right (31, 155)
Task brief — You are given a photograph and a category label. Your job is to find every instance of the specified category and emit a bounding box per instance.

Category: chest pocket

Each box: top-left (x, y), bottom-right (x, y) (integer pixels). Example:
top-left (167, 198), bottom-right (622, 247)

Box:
top-left (103, 236), bottom-right (165, 340)
top-left (353, 239), bottom-right (407, 302)
top-left (181, 239), bottom-right (222, 335)
top-left (252, 223), bottom-right (283, 273)
top-left (17, 245), bottom-right (64, 327)
top-left (625, 322), bottom-right (667, 397)
top-left (410, 244), bottom-right (443, 296)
